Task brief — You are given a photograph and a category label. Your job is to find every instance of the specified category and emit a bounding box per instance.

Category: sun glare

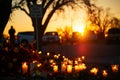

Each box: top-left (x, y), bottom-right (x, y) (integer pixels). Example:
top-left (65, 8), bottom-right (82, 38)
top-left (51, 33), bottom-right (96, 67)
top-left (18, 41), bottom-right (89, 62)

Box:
top-left (73, 25), bottom-right (85, 36)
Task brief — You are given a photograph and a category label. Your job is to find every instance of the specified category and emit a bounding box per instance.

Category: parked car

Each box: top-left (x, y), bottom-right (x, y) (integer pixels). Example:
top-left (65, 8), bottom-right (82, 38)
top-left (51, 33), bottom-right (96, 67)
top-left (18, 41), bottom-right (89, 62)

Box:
top-left (42, 32), bottom-right (60, 44)
top-left (106, 28), bottom-right (120, 43)
top-left (17, 31), bottom-right (60, 45)
top-left (17, 31), bottom-right (34, 44)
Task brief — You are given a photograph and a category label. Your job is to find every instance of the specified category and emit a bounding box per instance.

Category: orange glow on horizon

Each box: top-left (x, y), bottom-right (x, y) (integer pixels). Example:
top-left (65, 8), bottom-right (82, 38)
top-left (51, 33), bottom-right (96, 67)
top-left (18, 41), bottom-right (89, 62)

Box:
top-left (73, 24), bottom-right (85, 36)
top-left (3, 0), bottom-right (120, 36)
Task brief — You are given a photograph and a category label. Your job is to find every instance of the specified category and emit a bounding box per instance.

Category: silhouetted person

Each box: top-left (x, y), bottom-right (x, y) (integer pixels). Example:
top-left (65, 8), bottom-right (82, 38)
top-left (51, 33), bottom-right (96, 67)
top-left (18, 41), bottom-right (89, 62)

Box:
top-left (8, 26), bottom-right (16, 46)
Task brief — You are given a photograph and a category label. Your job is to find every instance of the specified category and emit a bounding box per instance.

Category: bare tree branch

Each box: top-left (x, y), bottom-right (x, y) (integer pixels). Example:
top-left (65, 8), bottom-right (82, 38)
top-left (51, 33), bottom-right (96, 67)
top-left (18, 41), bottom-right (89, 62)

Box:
top-left (12, 6), bottom-right (30, 17)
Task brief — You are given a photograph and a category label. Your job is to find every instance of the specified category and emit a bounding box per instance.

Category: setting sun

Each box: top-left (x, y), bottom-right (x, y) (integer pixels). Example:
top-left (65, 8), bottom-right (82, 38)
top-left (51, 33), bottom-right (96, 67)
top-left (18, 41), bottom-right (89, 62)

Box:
top-left (73, 25), bottom-right (85, 36)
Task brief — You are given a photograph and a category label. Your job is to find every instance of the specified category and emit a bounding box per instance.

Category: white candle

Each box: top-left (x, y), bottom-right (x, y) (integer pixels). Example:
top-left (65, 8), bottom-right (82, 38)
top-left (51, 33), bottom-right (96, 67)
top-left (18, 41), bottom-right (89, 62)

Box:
top-left (90, 67), bottom-right (98, 75)
top-left (111, 65), bottom-right (119, 72)
top-left (22, 62), bottom-right (28, 74)
top-left (74, 65), bottom-right (79, 72)
top-left (78, 63), bottom-right (87, 71)
top-left (67, 65), bottom-right (72, 73)
top-left (47, 52), bottom-right (50, 56)
top-left (102, 70), bottom-right (108, 77)
top-left (61, 63), bottom-right (66, 72)
top-left (53, 65), bottom-right (58, 73)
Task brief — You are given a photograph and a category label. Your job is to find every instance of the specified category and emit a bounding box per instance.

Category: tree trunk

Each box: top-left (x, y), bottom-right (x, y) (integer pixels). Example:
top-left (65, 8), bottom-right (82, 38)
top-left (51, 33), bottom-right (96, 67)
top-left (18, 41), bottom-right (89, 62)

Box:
top-left (32, 17), bottom-right (44, 51)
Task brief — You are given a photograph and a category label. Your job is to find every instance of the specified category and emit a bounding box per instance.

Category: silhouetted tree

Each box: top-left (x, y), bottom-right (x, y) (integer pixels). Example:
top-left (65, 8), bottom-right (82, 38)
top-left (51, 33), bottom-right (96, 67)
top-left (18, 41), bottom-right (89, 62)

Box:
top-left (83, 0), bottom-right (113, 39)
top-left (12, 0), bottom-right (84, 51)
top-left (57, 26), bottom-right (72, 43)
top-left (110, 17), bottom-right (120, 28)
top-left (0, 0), bottom-right (95, 50)
top-left (0, 0), bottom-right (12, 40)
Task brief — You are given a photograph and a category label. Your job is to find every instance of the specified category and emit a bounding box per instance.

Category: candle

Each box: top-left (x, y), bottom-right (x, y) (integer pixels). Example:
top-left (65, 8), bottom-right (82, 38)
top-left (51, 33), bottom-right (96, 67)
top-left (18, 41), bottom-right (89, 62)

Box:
top-left (78, 57), bottom-right (82, 62)
top-left (22, 62), bottom-right (28, 74)
top-left (54, 55), bottom-right (59, 59)
top-left (90, 67), bottom-right (98, 75)
top-left (47, 52), bottom-right (50, 56)
top-left (61, 63), bottom-right (66, 72)
top-left (78, 63), bottom-right (87, 71)
top-left (102, 70), bottom-right (108, 77)
top-left (74, 60), bottom-right (78, 65)
top-left (37, 63), bottom-right (42, 67)
top-left (67, 65), bottom-right (72, 73)
top-left (38, 51), bottom-right (42, 54)
top-left (81, 56), bottom-right (85, 60)
top-left (74, 65), bottom-right (79, 72)
top-left (111, 64), bottom-right (119, 72)
top-left (53, 65), bottom-right (58, 73)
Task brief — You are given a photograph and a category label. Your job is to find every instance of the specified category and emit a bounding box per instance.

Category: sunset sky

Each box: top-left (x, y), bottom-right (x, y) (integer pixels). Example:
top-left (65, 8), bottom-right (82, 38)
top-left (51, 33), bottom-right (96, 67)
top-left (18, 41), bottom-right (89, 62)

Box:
top-left (3, 0), bottom-right (120, 35)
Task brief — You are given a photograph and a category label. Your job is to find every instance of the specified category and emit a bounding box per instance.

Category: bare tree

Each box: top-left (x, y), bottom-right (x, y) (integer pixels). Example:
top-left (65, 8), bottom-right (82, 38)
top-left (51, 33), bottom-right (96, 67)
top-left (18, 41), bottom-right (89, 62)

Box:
top-left (12, 0), bottom-right (78, 50)
top-left (83, 0), bottom-right (113, 39)
top-left (1, 0), bottom-right (98, 50)
top-left (57, 26), bottom-right (72, 43)
top-left (110, 17), bottom-right (120, 28)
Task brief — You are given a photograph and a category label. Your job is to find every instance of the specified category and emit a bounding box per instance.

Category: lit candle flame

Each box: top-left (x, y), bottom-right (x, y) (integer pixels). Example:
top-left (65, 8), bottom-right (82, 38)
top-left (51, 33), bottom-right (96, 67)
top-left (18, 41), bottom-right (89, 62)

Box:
top-left (61, 63), bottom-right (67, 72)
top-left (67, 65), bottom-right (72, 73)
top-left (53, 65), bottom-right (58, 73)
top-left (90, 67), bottom-right (98, 75)
top-left (22, 62), bottom-right (28, 74)
top-left (102, 70), bottom-right (108, 77)
top-left (111, 64), bottom-right (119, 72)
top-left (47, 52), bottom-right (50, 56)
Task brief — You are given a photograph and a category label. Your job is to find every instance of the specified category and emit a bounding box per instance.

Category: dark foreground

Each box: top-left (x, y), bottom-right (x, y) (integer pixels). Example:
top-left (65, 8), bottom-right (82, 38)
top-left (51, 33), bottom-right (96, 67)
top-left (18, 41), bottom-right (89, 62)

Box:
top-left (0, 66), bottom-right (120, 80)
top-left (0, 41), bottom-right (120, 80)
top-left (42, 42), bottom-right (120, 64)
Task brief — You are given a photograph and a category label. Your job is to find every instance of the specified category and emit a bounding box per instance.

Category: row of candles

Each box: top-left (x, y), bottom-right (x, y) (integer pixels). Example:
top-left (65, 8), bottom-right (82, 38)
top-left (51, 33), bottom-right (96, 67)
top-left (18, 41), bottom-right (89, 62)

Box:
top-left (22, 52), bottom-right (119, 77)
top-left (89, 64), bottom-right (119, 77)
top-left (53, 62), bottom-right (119, 77)
top-left (21, 52), bottom-right (86, 74)
top-left (46, 52), bottom-right (120, 77)
top-left (22, 61), bottom-right (119, 77)
top-left (49, 53), bottom-right (87, 73)
top-left (53, 63), bottom-right (87, 73)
